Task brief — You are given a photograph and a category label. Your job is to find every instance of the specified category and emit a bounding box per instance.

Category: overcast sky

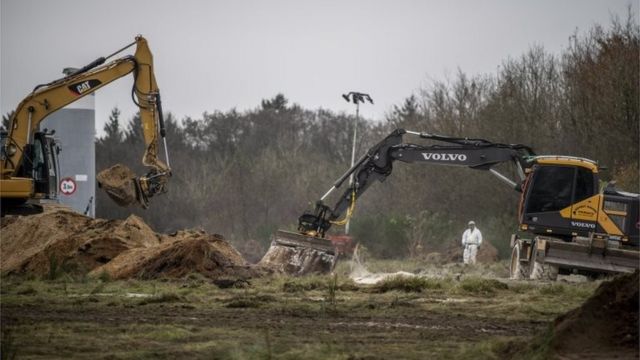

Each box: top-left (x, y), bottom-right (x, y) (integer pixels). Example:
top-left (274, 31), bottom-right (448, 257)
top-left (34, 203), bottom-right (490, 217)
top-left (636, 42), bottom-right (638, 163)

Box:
top-left (1, 0), bottom-right (635, 136)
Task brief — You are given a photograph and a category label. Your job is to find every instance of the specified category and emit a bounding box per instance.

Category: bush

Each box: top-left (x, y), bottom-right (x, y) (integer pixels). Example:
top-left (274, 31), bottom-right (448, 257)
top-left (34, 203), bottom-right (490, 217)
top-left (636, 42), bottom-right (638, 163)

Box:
top-left (282, 276), bottom-right (328, 292)
top-left (374, 275), bottom-right (444, 293)
top-left (282, 275), bottom-right (358, 293)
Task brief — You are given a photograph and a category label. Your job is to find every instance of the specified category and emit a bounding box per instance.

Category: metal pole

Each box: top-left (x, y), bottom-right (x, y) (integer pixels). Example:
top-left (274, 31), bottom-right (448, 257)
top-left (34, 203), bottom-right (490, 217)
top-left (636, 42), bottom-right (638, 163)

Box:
top-left (345, 102), bottom-right (359, 235)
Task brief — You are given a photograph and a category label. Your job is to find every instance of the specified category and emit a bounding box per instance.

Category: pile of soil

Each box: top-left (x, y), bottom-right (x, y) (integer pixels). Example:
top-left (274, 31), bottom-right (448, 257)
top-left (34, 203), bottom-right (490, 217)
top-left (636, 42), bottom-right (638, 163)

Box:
top-left (91, 230), bottom-right (260, 280)
top-left (549, 271), bottom-right (639, 358)
top-left (1, 206), bottom-right (260, 281)
top-left (1, 207), bottom-right (160, 276)
top-left (96, 164), bottom-right (139, 206)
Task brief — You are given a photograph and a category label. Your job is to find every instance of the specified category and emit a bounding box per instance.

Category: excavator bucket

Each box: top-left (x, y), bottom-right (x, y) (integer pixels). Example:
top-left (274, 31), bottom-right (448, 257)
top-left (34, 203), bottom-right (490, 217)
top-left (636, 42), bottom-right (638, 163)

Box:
top-left (96, 164), bottom-right (146, 208)
top-left (258, 230), bottom-right (337, 275)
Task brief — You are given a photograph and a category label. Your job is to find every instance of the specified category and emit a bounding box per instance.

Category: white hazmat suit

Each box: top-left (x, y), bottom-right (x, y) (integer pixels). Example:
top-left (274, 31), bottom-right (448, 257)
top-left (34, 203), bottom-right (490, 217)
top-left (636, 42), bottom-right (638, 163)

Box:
top-left (462, 223), bottom-right (482, 264)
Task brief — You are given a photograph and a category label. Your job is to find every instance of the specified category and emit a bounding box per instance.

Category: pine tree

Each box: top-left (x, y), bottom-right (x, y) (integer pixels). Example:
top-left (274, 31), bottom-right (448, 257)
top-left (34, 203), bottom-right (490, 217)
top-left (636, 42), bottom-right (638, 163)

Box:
top-left (101, 107), bottom-right (123, 144)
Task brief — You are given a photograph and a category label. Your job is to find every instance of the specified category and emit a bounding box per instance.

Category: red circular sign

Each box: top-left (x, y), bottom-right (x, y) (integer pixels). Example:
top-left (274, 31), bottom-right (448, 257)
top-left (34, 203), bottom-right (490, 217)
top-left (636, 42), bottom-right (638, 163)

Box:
top-left (59, 178), bottom-right (77, 195)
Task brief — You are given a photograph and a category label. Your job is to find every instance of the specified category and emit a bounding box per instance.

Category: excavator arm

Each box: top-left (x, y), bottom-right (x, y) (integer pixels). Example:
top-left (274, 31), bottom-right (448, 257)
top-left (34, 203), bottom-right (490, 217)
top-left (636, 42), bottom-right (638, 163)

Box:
top-left (260, 128), bottom-right (535, 275)
top-left (267, 129), bottom-right (639, 278)
top-left (1, 36), bottom-right (170, 208)
top-left (299, 129), bottom-right (535, 237)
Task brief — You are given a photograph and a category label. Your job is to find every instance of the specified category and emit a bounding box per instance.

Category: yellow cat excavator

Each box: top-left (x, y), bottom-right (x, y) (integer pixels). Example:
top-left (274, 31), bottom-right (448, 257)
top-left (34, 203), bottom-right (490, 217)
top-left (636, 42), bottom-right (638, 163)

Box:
top-left (1, 36), bottom-right (171, 214)
top-left (265, 129), bottom-right (639, 279)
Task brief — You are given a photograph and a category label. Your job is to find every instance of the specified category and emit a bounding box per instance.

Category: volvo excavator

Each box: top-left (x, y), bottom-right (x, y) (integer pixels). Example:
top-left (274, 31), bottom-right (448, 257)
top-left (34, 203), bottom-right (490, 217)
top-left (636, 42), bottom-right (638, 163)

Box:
top-left (1, 36), bottom-right (171, 214)
top-left (263, 129), bottom-right (639, 279)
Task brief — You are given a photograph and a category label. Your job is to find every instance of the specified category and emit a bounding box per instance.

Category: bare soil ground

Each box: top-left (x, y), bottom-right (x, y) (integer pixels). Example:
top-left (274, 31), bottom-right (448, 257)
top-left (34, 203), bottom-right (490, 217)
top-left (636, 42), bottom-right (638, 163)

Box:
top-left (90, 230), bottom-right (262, 280)
top-left (544, 271), bottom-right (639, 360)
top-left (1, 208), bottom-right (160, 276)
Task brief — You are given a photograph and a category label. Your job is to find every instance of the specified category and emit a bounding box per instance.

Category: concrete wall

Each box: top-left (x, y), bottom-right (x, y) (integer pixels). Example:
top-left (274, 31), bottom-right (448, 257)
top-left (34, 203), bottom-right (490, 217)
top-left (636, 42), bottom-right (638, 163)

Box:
top-left (41, 94), bottom-right (96, 217)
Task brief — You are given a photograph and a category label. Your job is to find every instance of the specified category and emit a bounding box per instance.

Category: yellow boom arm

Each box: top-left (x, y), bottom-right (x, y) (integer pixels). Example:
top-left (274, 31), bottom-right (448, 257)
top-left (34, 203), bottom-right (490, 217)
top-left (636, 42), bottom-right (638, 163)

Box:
top-left (1, 36), bottom-right (170, 208)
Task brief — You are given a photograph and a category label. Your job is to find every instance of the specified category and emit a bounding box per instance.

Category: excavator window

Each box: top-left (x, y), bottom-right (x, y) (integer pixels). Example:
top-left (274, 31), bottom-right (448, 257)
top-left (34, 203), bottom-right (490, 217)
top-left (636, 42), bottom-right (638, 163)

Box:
top-left (574, 167), bottom-right (596, 203)
top-left (32, 139), bottom-right (46, 182)
top-left (29, 133), bottom-right (58, 198)
top-left (0, 131), bottom-right (7, 161)
top-left (526, 166), bottom-right (575, 213)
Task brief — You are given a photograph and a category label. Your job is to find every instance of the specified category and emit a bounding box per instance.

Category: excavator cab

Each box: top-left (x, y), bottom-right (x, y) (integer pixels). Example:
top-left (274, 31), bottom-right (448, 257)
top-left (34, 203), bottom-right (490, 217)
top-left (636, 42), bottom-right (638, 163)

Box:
top-left (28, 131), bottom-right (59, 199)
top-left (1, 130), bottom-right (59, 212)
top-left (514, 157), bottom-right (639, 277)
top-left (520, 156), bottom-right (638, 245)
top-left (520, 158), bottom-right (599, 239)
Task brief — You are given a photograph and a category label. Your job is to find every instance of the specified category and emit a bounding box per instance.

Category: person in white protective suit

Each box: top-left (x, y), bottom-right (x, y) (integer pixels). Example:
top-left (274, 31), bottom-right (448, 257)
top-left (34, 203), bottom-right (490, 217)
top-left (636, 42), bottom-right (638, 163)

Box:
top-left (461, 221), bottom-right (482, 264)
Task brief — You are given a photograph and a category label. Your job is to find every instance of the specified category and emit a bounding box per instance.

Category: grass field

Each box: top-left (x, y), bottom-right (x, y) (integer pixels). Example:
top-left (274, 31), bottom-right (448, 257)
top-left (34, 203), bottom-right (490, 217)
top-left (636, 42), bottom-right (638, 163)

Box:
top-left (0, 260), bottom-right (599, 359)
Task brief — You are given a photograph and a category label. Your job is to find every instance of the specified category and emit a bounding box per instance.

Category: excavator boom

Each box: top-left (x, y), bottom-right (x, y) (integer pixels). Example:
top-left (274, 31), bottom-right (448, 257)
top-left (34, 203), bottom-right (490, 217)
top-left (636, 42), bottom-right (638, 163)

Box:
top-left (1, 36), bottom-right (170, 210)
top-left (299, 129), bottom-right (534, 238)
top-left (265, 128), bottom-right (534, 274)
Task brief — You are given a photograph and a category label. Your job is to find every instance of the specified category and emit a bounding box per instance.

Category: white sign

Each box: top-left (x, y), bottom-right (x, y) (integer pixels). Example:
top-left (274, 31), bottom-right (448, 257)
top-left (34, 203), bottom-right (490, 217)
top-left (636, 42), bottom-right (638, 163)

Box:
top-left (59, 178), bottom-right (77, 195)
top-left (75, 174), bottom-right (88, 182)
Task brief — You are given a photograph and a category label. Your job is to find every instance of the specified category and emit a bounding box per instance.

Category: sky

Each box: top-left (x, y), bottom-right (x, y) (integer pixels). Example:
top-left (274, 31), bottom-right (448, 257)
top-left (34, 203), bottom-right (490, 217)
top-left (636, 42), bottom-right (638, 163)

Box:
top-left (1, 0), bottom-right (636, 137)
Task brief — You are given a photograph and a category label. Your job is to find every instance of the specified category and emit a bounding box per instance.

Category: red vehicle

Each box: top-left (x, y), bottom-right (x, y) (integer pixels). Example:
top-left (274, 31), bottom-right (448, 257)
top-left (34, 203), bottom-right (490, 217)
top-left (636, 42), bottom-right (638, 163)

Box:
top-left (327, 234), bottom-right (355, 257)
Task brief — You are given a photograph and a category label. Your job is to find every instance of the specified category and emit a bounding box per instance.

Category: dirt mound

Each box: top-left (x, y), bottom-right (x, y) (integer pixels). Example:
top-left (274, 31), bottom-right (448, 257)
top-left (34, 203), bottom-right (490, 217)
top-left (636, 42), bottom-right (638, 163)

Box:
top-left (549, 271), bottom-right (639, 358)
top-left (2, 206), bottom-right (259, 281)
top-left (1, 206), bottom-right (160, 276)
top-left (96, 164), bottom-right (139, 206)
top-left (436, 239), bottom-right (499, 264)
top-left (91, 230), bottom-right (260, 280)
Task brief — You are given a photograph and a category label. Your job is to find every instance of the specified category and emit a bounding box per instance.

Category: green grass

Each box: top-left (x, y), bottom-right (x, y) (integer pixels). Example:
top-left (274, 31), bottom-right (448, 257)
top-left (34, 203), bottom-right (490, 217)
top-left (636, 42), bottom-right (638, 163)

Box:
top-left (138, 292), bottom-right (182, 305)
top-left (458, 277), bottom-right (509, 296)
top-left (0, 262), bottom-right (599, 360)
top-left (280, 274), bottom-right (358, 293)
top-left (224, 293), bottom-right (276, 308)
top-left (374, 275), bottom-right (447, 293)
top-left (1, 329), bottom-right (18, 360)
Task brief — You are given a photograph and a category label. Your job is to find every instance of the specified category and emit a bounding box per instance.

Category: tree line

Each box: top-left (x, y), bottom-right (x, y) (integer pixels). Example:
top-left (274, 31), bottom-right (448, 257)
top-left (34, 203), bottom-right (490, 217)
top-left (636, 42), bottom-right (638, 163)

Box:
top-left (95, 17), bottom-right (638, 260)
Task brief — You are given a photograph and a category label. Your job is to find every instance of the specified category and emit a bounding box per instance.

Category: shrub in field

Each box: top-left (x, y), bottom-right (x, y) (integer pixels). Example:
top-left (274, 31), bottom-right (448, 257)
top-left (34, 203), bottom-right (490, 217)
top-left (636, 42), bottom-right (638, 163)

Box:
top-left (374, 275), bottom-right (444, 293)
top-left (282, 276), bottom-right (328, 292)
top-left (282, 275), bottom-right (358, 293)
